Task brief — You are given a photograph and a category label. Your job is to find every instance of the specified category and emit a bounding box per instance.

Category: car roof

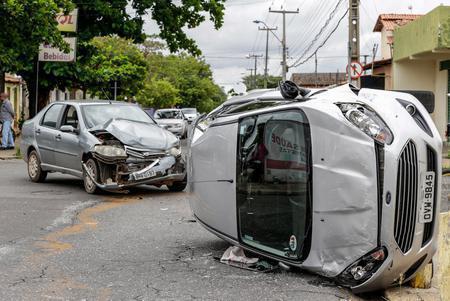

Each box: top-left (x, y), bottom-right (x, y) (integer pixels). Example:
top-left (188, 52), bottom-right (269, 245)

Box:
top-left (155, 108), bottom-right (181, 112)
top-left (52, 100), bottom-right (137, 106)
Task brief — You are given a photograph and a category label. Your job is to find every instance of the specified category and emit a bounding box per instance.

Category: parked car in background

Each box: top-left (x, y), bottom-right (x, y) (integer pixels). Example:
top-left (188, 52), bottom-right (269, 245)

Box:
top-left (181, 108), bottom-right (199, 123)
top-left (154, 109), bottom-right (188, 138)
top-left (20, 101), bottom-right (186, 194)
top-left (189, 81), bottom-right (441, 293)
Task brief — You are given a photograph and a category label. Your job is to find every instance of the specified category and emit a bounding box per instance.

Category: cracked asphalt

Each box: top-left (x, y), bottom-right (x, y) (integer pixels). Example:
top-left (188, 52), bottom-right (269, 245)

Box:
top-left (0, 159), bottom-right (379, 301)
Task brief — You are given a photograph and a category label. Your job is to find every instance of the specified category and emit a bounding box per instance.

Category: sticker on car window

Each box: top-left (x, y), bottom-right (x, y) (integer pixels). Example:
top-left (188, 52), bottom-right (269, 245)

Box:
top-left (289, 235), bottom-right (297, 251)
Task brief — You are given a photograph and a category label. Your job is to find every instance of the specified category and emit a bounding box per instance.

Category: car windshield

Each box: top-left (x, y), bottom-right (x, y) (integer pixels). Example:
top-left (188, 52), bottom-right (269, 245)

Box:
top-left (81, 104), bottom-right (155, 128)
top-left (182, 109), bottom-right (197, 114)
top-left (155, 110), bottom-right (183, 119)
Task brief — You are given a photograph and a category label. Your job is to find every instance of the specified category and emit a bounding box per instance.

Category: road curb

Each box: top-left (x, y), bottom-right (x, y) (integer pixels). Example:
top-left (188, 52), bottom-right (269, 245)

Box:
top-left (385, 212), bottom-right (450, 301)
top-left (0, 156), bottom-right (19, 160)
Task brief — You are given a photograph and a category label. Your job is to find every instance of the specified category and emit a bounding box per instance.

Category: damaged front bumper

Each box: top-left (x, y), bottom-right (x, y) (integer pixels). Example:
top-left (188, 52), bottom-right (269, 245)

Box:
top-left (84, 148), bottom-right (185, 191)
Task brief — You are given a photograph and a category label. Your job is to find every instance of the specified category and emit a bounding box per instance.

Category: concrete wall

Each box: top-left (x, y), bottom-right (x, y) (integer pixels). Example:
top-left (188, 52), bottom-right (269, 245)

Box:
top-left (393, 59), bottom-right (448, 138)
top-left (394, 6), bottom-right (450, 61)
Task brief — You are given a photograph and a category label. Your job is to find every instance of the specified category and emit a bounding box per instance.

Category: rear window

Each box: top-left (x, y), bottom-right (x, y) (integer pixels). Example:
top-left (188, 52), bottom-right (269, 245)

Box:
top-left (155, 110), bottom-right (183, 119)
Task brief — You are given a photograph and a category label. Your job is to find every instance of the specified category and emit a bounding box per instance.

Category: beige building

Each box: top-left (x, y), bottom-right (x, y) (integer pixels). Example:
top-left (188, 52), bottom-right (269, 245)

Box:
top-left (364, 6), bottom-right (450, 139)
top-left (392, 6), bottom-right (450, 138)
top-left (290, 72), bottom-right (347, 88)
top-left (364, 14), bottom-right (422, 90)
top-left (4, 73), bottom-right (28, 125)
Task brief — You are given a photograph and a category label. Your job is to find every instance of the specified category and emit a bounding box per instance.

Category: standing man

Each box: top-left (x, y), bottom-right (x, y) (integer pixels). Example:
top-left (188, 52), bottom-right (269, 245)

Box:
top-left (0, 93), bottom-right (15, 150)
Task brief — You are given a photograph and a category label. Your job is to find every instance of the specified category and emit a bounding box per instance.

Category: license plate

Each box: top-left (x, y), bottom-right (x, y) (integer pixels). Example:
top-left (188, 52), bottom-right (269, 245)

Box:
top-left (419, 171), bottom-right (435, 223)
top-left (133, 169), bottom-right (156, 181)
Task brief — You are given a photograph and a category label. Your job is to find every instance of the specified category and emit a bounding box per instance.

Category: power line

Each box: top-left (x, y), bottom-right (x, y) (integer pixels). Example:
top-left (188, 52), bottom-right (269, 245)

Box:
top-left (289, 0), bottom-right (345, 67)
top-left (290, 8), bottom-right (349, 68)
top-left (288, 0), bottom-right (334, 56)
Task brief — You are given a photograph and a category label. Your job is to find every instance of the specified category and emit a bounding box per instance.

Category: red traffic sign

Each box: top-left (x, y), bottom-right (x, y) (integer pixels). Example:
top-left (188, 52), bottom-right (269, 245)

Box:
top-left (346, 61), bottom-right (364, 80)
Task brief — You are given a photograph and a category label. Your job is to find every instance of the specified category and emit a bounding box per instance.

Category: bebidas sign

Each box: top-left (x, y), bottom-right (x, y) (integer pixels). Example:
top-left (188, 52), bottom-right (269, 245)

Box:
top-left (38, 37), bottom-right (77, 62)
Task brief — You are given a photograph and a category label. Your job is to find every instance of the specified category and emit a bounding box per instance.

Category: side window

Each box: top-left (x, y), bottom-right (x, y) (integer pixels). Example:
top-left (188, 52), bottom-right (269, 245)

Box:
top-left (236, 110), bottom-right (311, 260)
top-left (41, 104), bottom-right (64, 128)
top-left (61, 105), bottom-right (79, 129)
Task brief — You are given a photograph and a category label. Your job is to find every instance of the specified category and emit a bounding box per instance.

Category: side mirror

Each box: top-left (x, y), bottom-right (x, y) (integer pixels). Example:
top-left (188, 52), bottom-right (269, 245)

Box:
top-left (159, 124), bottom-right (169, 130)
top-left (60, 125), bottom-right (78, 134)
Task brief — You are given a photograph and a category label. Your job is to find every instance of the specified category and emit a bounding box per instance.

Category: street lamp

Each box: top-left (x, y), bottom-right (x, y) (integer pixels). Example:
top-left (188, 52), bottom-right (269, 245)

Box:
top-left (253, 20), bottom-right (280, 88)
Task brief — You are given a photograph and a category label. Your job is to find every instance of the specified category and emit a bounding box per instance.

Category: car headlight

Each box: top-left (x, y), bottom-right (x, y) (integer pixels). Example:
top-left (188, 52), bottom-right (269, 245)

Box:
top-left (336, 247), bottom-right (387, 286)
top-left (337, 103), bottom-right (393, 144)
top-left (93, 145), bottom-right (127, 157)
top-left (167, 145), bottom-right (182, 157)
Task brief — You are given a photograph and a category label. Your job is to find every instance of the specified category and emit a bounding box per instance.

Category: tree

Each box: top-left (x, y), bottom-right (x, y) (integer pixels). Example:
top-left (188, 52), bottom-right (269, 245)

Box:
top-left (243, 74), bottom-right (282, 91)
top-left (137, 53), bottom-right (226, 113)
top-left (3, 0), bottom-right (226, 115)
top-left (0, 0), bottom-right (73, 92)
top-left (83, 35), bottom-right (148, 100)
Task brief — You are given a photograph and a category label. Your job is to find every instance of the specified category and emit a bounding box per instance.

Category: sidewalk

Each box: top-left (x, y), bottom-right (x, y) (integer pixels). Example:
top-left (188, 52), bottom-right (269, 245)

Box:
top-left (386, 143), bottom-right (450, 300)
top-left (0, 138), bottom-right (20, 160)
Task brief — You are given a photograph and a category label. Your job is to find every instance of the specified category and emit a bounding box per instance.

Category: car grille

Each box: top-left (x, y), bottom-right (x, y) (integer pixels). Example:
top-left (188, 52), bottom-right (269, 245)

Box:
top-left (125, 146), bottom-right (165, 160)
top-left (422, 146), bottom-right (437, 246)
top-left (394, 140), bottom-right (418, 253)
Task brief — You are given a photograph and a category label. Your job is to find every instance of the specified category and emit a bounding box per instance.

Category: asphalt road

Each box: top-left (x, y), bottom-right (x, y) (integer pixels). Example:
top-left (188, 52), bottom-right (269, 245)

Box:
top-left (0, 159), bottom-right (373, 301)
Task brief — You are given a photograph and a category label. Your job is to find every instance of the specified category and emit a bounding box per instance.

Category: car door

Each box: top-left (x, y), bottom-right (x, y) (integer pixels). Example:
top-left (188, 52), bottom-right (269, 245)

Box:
top-left (236, 110), bottom-right (312, 261)
top-left (54, 105), bottom-right (82, 172)
top-left (36, 104), bottom-right (65, 166)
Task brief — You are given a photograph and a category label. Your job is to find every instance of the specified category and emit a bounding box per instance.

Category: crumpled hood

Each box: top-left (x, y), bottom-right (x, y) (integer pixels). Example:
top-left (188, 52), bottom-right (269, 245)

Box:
top-left (91, 118), bottom-right (178, 150)
top-left (299, 99), bottom-right (378, 277)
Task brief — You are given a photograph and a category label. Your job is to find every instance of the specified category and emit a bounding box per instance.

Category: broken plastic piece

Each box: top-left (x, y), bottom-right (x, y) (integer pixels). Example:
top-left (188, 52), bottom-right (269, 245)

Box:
top-left (220, 246), bottom-right (258, 265)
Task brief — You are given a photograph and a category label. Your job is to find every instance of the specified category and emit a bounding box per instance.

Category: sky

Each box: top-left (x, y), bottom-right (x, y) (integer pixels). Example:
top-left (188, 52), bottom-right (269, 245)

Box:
top-left (143, 0), bottom-right (450, 93)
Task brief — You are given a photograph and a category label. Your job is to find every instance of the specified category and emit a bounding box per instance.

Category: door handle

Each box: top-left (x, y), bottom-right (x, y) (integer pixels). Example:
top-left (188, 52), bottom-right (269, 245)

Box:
top-left (55, 134), bottom-right (61, 141)
top-left (35, 129), bottom-right (41, 135)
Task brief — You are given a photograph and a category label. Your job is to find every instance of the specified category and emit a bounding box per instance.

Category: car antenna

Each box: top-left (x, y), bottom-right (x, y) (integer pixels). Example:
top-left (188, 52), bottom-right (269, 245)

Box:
top-left (279, 80), bottom-right (310, 100)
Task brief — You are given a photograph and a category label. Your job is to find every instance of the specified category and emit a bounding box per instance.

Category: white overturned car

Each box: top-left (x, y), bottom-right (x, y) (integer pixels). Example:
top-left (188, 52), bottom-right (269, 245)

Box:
top-left (188, 81), bottom-right (441, 292)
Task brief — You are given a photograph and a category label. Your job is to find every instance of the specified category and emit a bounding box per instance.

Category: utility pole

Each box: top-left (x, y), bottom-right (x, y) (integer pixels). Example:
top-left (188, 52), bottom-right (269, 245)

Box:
top-left (258, 26), bottom-right (278, 88)
top-left (269, 7), bottom-right (299, 81)
top-left (348, 0), bottom-right (360, 85)
top-left (314, 52), bottom-right (318, 87)
top-left (247, 68), bottom-right (255, 90)
top-left (114, 80), bottom-right (117, 100)
top-left (247, 54), bottom-right (263, 89)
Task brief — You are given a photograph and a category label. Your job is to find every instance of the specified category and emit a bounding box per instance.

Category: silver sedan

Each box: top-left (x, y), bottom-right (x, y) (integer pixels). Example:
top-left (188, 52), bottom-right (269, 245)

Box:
top-left (20, 101), bottom-right (186, 194)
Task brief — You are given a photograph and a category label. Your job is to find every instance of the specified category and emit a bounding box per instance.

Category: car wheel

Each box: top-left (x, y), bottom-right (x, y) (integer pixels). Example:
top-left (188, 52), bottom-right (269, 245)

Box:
top-left (83, 158), bottom-right (100, 194)
top-left (27, 150), bottom-right (47, 182)
top-left (167, 175), bottom-right (187, 192)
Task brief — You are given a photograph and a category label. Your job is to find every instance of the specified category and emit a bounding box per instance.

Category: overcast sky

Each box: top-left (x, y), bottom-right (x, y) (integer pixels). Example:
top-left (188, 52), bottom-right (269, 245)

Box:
top-left (143, 0), bottom-right (450, 93)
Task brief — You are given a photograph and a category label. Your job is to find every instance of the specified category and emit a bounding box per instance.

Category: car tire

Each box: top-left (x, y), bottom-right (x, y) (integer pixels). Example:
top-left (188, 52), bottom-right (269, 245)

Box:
top-left (83, 158), bottom-right (100, 194)
top-left (27, 150), bottom-right (47, 183)
top-left (167, 175), bottom-right (187, 192)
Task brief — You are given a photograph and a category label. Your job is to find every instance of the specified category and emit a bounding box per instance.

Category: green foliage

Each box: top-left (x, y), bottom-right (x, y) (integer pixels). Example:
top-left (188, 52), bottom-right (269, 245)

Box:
top-left (83, 35), bottom-right (148, 100)
top-left (243, 74), bottom-right (282, 91)
top-left (0, 0), bottom-right (73, 74)
top-left (137, 53), bottom-right (226, 113)
top-left (138, 79), bottom-right (180, 108)
top-left (41, 0), bottom-right (226, 89)
top-left (3, 0), bottom-right (226, 112)
top-left (132, 0), bottom-right (226, 56)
